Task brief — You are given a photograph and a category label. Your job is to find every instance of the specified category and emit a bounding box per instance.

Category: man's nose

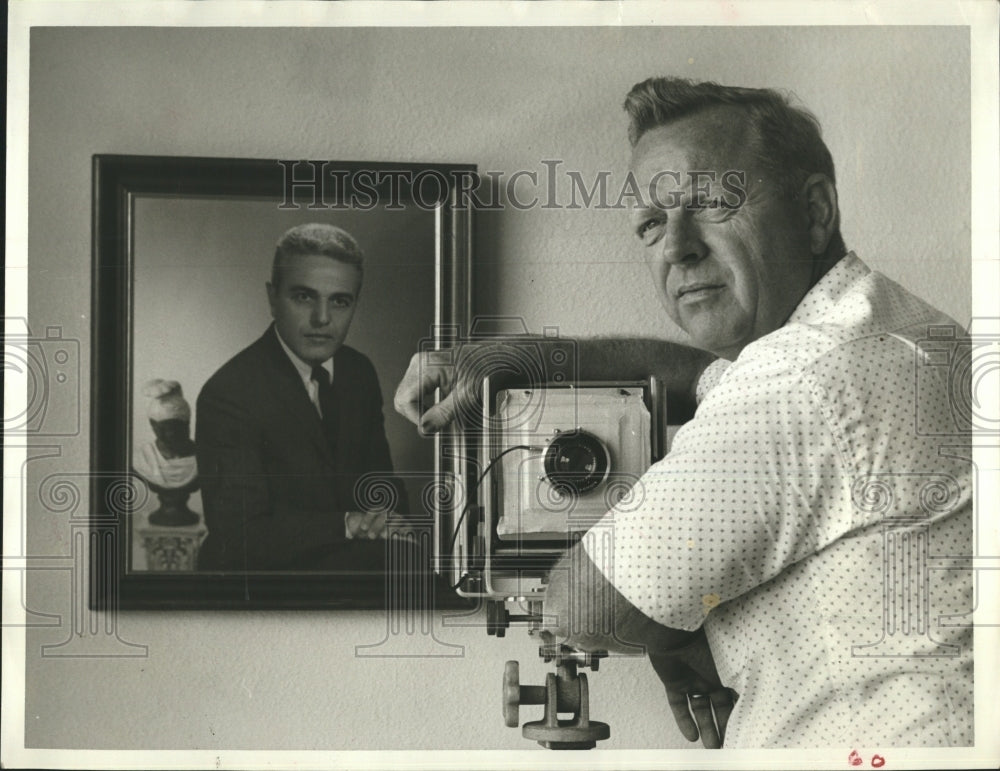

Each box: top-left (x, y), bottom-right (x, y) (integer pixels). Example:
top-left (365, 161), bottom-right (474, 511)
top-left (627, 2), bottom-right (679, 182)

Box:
top-left (657, 214), bottom-right (707, 266)
top-left (311, 302), bottom-right (331, 326)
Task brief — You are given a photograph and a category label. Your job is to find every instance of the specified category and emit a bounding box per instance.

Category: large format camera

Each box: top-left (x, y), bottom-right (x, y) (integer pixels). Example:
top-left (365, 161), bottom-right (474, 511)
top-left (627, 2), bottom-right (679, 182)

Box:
top-left (439, 338), bottom-right (665, 603)
top-left (437, 339), bottom-right (665, 604)
top-left (434, 333), bottom-right (665, 748)
top-left (466, 381), bottom-right (662, 604)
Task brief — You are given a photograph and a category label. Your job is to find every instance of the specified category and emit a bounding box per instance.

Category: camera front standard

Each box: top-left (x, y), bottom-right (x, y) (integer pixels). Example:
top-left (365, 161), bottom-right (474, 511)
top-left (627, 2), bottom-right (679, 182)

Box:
top-left (495, 386), bottom-right (651, 542)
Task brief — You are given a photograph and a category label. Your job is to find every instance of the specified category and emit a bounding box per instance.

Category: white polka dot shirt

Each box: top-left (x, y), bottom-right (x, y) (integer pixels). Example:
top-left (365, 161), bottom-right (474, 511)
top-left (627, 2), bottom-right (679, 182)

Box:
top-left (583, 253), bottom-right (973, 747)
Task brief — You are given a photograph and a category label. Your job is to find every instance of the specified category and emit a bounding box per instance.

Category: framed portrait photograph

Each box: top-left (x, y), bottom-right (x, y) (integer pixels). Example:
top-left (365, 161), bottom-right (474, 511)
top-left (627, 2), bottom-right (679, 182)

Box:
top-left (90, 154), bottom-right (475, 609)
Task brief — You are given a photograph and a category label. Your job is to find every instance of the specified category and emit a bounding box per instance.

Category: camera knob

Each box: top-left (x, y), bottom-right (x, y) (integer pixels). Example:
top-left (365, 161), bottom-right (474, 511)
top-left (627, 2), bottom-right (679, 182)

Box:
top-left (502, 661), bottom-right (521, 727)
top-left (486, 600), bottom-right (509, 637)
top-left (502, 660), bottom-right (554, 729)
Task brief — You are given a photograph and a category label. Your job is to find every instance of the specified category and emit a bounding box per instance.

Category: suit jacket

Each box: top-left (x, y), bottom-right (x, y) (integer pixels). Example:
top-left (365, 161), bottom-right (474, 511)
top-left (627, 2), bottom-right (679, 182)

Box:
top-left (195, 326), bottom-right (407, 571)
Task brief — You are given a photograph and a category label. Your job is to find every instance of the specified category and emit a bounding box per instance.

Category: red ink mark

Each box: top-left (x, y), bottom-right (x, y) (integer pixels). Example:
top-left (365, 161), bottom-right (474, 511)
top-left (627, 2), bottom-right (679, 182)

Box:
top-left (848, 749), bottom-right (863, 766)
top-left (871, 755), bottom-right (885, 768)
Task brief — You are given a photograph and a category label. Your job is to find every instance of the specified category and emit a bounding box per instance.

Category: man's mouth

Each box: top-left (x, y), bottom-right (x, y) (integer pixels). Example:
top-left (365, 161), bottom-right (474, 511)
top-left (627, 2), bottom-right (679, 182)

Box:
top-left (304, 333), bottom-right (334, 341)
top-left (677, 283), bottom-right (725, 300)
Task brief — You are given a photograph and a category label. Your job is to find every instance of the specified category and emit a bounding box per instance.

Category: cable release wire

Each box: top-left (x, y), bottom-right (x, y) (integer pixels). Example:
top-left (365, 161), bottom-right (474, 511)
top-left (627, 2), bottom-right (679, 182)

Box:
top-left (448, 444), bottom-right (541, 590)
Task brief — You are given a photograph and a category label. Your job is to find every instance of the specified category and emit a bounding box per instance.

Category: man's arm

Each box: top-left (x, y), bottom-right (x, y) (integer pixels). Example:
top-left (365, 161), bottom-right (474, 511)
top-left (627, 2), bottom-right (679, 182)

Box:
top-left (577, 338), bottom-right (715, 423)
top-left (539, 542), bottom-right (698, 653)
top-left (541, 541), bottom-right (737, 748)
top-left (394, 337), bottom-right (714, 432)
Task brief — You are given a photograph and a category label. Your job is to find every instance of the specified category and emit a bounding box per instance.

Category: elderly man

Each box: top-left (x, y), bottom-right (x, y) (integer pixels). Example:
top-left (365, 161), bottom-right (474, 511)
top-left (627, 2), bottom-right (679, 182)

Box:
top-left (395, 78), bottom-right (972, 747)
top-left (197, 223), bottom-right (407, 571)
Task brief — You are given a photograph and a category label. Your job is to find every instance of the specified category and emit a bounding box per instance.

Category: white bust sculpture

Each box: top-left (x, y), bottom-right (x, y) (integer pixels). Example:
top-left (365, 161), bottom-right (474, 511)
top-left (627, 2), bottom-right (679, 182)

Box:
top-left (133, 379), bottom-right (199, 525)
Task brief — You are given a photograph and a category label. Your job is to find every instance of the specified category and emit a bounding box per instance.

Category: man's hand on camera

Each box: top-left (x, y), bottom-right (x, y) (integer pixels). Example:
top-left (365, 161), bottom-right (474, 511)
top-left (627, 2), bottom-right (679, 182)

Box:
top-left (393, 342), bottom-right (521, 434)
top-left (394, 350), bottom-right (461, 433)
top-left (394, 337), bottom-right (715, 433)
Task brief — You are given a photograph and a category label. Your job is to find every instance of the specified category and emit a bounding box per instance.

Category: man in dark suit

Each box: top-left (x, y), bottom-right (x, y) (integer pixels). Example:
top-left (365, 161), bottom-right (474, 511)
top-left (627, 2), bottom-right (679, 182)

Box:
top-left (196, 223), bottom-right (407, 571)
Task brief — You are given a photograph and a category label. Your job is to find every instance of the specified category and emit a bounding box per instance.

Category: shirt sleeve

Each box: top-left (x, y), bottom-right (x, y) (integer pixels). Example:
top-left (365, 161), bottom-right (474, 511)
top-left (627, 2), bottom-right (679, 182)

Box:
top-left (582, 350), bottom-right (854, 631)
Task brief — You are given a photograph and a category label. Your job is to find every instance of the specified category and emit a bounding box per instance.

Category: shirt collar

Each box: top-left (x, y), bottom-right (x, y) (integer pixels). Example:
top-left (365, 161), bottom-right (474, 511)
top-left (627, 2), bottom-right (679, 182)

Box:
top-left (273, 327), bottom-right (334, 385)
top-left (786, 252), bottom-right (870, 326)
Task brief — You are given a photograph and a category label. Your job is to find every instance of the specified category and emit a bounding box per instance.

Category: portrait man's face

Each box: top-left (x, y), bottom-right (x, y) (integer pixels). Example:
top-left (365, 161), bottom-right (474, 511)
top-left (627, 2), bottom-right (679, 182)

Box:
top-left (266, 253), bottom-right (362, 366)
top-left (629, 107), bottom-right (816, 360)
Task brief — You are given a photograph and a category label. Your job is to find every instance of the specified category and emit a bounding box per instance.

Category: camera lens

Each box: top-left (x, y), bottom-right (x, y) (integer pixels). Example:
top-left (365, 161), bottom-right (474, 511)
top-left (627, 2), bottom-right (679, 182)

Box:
top-left (543, 429), bottom-right (610, 495)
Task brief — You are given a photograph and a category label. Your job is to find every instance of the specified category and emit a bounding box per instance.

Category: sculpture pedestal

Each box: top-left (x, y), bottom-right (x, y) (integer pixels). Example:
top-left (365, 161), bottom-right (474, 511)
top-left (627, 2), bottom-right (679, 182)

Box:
top-left (137, 519), bottom-right (207, 571)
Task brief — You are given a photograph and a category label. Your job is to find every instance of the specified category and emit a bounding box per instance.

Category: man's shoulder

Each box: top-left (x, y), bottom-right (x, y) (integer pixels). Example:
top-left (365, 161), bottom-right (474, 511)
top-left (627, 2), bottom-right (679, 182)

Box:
top-left (703, 272), bottom-right (958, 420)
top-left (199, 330), bottom-right (278, 395)
top-left (748, 257), bottom-right (959, 376)
top-left (718, 264), bottom-right (969, 438)
top-left (335, 344), bottom-right (379, 380)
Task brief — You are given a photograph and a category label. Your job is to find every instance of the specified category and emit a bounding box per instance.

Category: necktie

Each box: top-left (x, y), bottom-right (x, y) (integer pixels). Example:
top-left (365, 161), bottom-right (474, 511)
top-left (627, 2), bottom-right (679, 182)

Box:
top-left (311, 364), bottom-right (338, 454)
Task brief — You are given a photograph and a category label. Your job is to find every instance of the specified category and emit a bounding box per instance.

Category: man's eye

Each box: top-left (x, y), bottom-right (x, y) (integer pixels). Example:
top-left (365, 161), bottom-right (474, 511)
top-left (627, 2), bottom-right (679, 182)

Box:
top-left (637, 219), bottom-right (662, 242)
top-left (331, 297), bottom-right (353, 309)
top-left (291, 292), bottom-right (311, 302)
top-left (693, 205), bottom-right (734, 222)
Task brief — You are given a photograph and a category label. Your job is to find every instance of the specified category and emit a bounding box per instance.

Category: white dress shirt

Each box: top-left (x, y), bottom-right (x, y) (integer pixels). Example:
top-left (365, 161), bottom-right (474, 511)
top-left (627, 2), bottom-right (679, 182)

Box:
top-left (584, 253), bottom-right (973, 747)
top-left (274, 327), bottom-right (334, 417)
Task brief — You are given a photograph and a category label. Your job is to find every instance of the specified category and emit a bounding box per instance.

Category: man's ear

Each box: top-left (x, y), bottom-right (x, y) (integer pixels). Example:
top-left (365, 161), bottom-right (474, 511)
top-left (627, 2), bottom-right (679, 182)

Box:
top-left (802, 173), bottom-right (838, 256)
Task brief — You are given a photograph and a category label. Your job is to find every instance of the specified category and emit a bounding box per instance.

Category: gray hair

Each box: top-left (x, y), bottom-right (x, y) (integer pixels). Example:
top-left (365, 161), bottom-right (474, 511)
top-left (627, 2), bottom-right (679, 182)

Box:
top-left (271, 223), bottom-right (364, 288)
top-left (625, 77), bottom-right (836, 198)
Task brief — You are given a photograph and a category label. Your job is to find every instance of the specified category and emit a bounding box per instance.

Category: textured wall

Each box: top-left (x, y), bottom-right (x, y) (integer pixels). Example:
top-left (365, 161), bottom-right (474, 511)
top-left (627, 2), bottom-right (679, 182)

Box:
top-left (24, 26), bottom-right (969, 752)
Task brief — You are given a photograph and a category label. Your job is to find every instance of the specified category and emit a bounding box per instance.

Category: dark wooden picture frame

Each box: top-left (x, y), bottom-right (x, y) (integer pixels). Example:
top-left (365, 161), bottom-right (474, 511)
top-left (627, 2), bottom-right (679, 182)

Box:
top-left (90, 154), bottom-right (474, 609)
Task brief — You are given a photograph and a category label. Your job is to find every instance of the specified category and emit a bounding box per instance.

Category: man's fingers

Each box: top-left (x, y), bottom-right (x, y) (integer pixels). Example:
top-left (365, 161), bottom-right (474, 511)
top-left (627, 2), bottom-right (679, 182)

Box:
top-left (664, 688), bottom-right (700, 742)
top-left (361, 511), bottom-right (385, 539)
top-left (393, 353), bottom-right (453, 429)
top-left (711, 689), bottom-right (735, 744)
top-left (418, 392), bottom-right (459, 434)
top-left (392, 377), bottom-right (435, 427)
top-left (393, 392), bottom-right (424, 427)
top-left (647, 644), bottom-right (732, 748)
top-left (344, 511), bottom-right (363, 538)
top-left (687, 694), bottom-right (721, 749)
top-left (649, 654), bottom-right (701, 744)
